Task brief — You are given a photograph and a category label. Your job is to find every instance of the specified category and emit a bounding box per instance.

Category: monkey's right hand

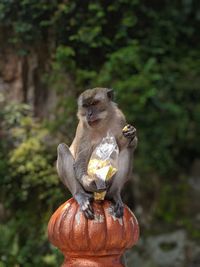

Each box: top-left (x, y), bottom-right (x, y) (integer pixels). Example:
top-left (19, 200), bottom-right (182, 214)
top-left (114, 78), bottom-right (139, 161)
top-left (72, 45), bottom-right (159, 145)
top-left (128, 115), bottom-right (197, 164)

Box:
top-left (81, 174), bottom-right (98, 193)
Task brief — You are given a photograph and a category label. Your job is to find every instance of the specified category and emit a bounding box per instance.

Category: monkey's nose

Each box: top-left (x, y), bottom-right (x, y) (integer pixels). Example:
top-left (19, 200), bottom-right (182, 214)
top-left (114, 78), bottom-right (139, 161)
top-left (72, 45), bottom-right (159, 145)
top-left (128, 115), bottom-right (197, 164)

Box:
top-left (87, 110), bottom-right (93, 119)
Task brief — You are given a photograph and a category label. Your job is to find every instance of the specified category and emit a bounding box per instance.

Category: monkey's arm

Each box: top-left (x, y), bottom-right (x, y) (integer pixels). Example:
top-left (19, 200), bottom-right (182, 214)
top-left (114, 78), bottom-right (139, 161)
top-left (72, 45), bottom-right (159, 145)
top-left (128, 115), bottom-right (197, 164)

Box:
top-left (106, 123), bottom-right (137, 217)
top-left (70, 123), bottom-right (90, 180)
top-left (73, 138), bottom-right (98, 193)
top-left (73, 145), bottom-right (90, 180)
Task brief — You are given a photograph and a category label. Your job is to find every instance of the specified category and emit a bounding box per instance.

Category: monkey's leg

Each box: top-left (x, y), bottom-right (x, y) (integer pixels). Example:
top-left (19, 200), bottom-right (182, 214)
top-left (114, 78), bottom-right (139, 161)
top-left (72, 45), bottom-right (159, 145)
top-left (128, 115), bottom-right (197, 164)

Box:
top-left (57, 143), bottom-right (94, 219)
top-left (106, 148), bottom-right (132, 218)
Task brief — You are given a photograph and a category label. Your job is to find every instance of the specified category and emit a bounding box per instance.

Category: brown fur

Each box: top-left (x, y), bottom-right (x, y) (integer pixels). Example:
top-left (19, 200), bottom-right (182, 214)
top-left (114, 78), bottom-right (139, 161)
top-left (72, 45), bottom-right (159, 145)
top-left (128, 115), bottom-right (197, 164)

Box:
top-left (57, 88), bottom-right (137, 219)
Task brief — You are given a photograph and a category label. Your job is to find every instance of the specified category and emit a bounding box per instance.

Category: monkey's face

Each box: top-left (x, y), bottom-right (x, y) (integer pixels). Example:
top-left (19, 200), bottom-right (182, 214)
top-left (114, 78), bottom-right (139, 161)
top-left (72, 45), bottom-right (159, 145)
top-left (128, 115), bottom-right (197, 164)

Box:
top-left (78, 88), bottom-right (113, 128)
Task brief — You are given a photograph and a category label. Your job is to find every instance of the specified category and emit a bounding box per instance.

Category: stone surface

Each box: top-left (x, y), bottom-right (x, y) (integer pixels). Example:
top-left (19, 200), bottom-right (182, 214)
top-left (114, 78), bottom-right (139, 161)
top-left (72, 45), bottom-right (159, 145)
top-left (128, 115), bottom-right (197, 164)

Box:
top-left (125, 230), bottom-right (200, 267)
top-left (0, 47), bottom-right (58, 118)
top-left (146, 230), bottom-right (186, 267)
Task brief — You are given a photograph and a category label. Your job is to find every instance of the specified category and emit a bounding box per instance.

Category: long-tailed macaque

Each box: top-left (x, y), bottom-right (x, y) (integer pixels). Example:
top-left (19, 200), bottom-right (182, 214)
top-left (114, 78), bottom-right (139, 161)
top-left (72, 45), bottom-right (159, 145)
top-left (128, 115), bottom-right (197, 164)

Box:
top-left (57, 88), bottom-right (137, 219)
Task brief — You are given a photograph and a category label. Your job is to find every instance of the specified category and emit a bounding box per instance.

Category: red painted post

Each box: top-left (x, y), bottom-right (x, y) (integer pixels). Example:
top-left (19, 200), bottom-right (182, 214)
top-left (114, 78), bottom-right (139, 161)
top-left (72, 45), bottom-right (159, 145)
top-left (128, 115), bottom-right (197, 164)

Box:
top-left (48, 198), bottom-right (139, 267)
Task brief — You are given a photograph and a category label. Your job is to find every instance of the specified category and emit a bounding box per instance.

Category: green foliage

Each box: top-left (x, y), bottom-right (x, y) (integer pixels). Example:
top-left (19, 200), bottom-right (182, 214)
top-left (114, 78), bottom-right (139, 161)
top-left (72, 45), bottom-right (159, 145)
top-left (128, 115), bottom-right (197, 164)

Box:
top-left (155, 176), bottom-right (189, 223)
top-left (95, 46), bottom-right (200, 177)
top-left (0, 103), bottom-right (65, 266)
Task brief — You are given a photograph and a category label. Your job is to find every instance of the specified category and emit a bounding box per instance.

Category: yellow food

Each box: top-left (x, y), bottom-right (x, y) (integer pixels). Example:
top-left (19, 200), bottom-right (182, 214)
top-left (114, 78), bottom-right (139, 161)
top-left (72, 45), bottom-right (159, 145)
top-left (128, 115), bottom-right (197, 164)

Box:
top-left (94, 191), bottom-right (106, 201)
top-left (88, 159), bottom-right (117, 180)
top-left (106, 165), bottom-right (117, 179)
top-left (122, 125), bottom-right (129, 132)
top-left (88, 158), bottom-right (117, 201)
top-left (88, 159), bottom-right (108, 174)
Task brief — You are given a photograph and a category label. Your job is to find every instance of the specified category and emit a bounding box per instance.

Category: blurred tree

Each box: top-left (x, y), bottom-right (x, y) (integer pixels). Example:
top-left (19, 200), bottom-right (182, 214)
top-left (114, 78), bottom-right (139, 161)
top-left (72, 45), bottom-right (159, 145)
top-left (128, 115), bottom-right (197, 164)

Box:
top-left (0, 103), bottom-right (66, 266)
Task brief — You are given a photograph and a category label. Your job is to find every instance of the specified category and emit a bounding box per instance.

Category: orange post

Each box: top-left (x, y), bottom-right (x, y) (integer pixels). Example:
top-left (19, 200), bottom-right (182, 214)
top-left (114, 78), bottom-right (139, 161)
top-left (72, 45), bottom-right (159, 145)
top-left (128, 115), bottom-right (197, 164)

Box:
top-left (48, 198), bottom-right (139, 267)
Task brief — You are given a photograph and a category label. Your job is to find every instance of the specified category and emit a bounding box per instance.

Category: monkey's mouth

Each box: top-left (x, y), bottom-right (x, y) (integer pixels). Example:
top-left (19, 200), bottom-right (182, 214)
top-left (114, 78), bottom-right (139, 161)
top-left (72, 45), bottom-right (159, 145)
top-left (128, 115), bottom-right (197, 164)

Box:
top-left (88, 119), bottom-right (101, 127)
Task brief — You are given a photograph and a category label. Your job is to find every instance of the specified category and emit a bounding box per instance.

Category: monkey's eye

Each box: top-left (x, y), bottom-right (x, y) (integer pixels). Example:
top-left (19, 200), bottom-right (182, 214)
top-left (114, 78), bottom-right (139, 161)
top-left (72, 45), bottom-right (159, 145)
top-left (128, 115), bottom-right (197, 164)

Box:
top-left (91, 100), bottom-right (99, 106)
top-left (82, 103), bottom-right (89, 108)
top-left (82, 100), bottom-right (99, 108)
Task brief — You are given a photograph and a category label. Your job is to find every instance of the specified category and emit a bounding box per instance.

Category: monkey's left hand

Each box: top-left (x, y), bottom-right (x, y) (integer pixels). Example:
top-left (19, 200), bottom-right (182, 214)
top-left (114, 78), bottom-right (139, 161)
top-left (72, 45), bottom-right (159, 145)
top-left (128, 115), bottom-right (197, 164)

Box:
top-left (122, 124), bottom-right (137, 148)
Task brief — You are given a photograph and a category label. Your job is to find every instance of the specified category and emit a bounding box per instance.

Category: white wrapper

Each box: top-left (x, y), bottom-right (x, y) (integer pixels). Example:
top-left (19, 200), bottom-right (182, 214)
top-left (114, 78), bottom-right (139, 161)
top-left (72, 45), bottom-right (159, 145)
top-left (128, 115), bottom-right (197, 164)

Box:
top-left (88, 132), bottom-right (119, 190)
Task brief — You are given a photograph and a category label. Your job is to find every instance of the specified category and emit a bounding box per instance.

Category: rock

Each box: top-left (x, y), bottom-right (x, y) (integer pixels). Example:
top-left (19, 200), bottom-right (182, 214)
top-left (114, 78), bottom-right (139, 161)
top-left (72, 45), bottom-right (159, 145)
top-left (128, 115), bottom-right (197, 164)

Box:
top-left (0, 49), bottom-right (24, 102)
top-left (146, 230), bottom-right (186, 267)
top-left (188, 159), bottom-right (200, 230)
top-left (126, 250), bottom-right (156, 267)
top-left (125, 232), bottom-right (200, 267)
top-left (186, 242), bottom-right (200, 267)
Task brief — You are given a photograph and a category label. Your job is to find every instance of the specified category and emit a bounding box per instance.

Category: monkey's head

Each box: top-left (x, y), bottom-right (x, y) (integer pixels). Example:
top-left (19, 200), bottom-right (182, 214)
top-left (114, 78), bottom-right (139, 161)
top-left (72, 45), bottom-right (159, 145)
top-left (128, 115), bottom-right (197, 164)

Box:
top-left (77, 88), bottom-right (114, 128)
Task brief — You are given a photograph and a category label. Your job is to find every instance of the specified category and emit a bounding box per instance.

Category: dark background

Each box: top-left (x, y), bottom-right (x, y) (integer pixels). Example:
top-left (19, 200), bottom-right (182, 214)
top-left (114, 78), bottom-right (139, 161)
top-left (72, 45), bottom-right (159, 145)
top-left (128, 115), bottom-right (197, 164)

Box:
top-left (0, 1), bottom-right (200, 266)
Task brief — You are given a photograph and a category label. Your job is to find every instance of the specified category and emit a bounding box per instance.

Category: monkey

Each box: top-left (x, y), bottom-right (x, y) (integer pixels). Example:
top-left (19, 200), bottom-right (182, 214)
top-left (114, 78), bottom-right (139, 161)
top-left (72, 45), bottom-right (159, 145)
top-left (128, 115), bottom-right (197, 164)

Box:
top-left (57, 88), bottom-right (137, 220)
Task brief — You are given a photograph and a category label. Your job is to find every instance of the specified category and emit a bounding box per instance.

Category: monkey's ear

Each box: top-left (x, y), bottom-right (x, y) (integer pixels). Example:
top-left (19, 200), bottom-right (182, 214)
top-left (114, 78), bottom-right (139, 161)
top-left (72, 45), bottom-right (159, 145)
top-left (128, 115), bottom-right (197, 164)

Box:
top-left (107, 88), bottom-right (114, 101)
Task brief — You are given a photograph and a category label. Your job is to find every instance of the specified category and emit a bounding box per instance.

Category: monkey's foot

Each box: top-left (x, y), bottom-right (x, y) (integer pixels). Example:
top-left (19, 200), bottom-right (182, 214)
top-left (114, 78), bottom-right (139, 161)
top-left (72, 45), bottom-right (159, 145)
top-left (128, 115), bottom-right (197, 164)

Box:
top-left (74, 192), bottom-right (94, 220)
top-left (113, 201), bottom-right (124, 218)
